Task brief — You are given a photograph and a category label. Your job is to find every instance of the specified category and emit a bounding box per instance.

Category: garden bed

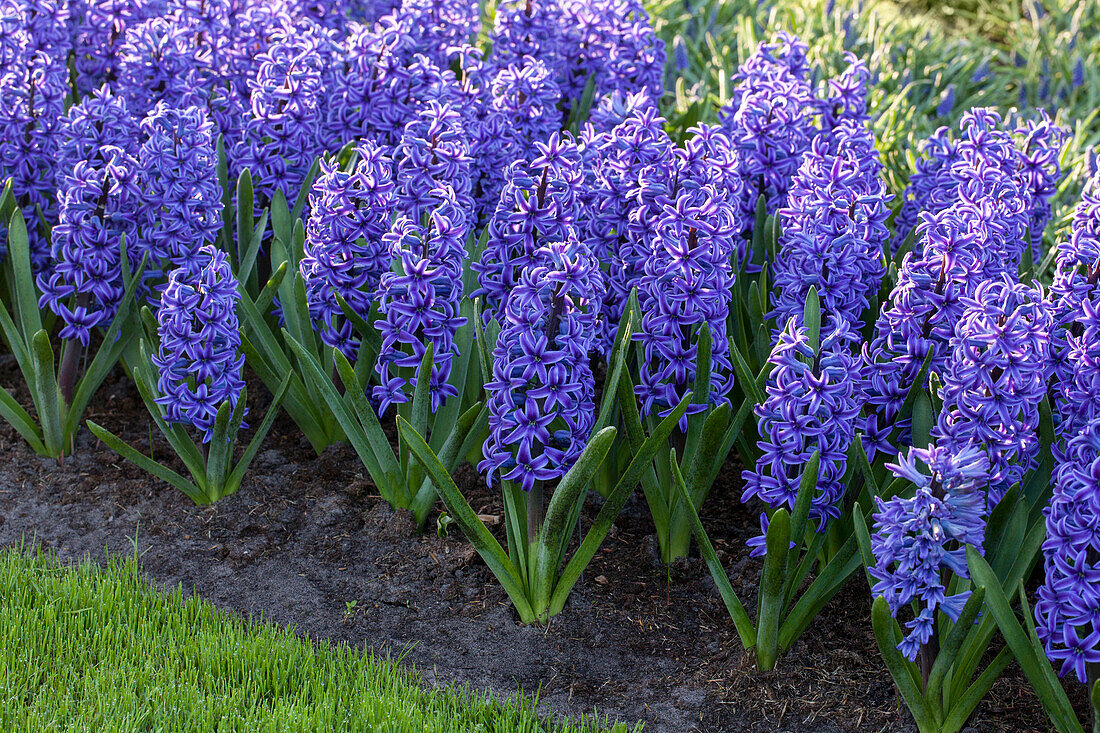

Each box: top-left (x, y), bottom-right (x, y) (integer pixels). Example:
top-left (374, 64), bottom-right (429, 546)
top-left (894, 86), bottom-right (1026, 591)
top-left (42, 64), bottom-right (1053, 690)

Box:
top-left (0, 361), bottom-right (1072, 732)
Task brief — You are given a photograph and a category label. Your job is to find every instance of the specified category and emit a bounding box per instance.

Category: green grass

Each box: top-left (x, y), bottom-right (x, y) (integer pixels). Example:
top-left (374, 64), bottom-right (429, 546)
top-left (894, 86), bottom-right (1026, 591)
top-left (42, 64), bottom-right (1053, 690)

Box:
top-left (0, 546), bottom-right (637, 733)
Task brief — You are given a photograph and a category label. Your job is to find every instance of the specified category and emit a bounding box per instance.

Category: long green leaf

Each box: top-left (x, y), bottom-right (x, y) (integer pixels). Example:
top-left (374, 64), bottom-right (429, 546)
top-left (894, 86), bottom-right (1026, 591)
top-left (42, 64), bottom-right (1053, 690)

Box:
top-left (7, 211), bottom-right (41, 342)
top-left (670, 453), bottom-right (755, 647)
top-left (966, 548), bottom-right (1083, 733)
top-left (0, 386), bottom-right (45, 454)
top-left (87, 421), bottom-right (205, 504)
top-left (532, 427), bottom-right (616, 614)
top-left (871, 596), bottom-right (938, 731)
top-left (756, 508), bottom-right (790, 671)
top-left (397, 416), bottom-right (534, 622)
top-left (225, 374), bottom-right (292, 495)
top-left (30, 330), bottom-right (62, 456)
top-left (547, 393), bottom-right (693, 617)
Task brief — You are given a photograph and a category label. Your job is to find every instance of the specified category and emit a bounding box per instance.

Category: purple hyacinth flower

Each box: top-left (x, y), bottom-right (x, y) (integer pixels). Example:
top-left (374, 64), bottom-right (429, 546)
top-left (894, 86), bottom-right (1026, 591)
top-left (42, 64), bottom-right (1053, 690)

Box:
top-left (480, 238), bottom-right (603, 491)
top-left (301, 141), bottom-right (396, 358)
top-left (373, 185), bottom-right (469, 414)
top-left (870, 444), bottom-right (990, 661)
top-left (152, 245), bottom-right (246, 443)
top-left (742, 322), bottom-right (862, 549)
top-left (1036, 419), bottom-right (1100, 683)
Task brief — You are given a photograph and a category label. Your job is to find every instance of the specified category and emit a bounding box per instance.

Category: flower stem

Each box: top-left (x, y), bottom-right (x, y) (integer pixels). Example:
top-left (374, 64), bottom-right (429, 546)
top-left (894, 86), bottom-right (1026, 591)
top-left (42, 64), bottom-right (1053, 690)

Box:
top-left (58, 337), bottom-right (82, 408)
top-left (527, 480), bottom-right (544, 545)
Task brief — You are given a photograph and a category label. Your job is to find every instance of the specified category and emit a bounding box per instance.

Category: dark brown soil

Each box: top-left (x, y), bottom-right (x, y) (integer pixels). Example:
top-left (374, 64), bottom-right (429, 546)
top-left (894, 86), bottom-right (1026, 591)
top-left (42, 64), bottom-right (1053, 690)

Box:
top-left (0, 357), bottom-right (1081, 732)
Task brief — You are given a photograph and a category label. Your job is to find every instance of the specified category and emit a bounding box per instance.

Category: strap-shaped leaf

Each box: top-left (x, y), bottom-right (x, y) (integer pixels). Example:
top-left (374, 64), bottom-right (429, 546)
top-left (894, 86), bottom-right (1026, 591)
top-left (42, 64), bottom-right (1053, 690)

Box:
top-left (871, 596), bottom-right (938, 730)
top-left (777, 535), bottom-right (861, 652)
top-left (683, 323), bottom-right (713, 451)
top-left (966, 548), bottom-right (1083, 733)
top-left (225, 373), bottom-right (292, 495)
top-left (670, 452), bottom-right (755, 647)
top-left (408, 401), bottom-right (487, 525)
top-left (290, 158), bottom-right (321, 223)
top-left (941, 647), bottom-right (1013, 732)
top-left (756, 507), bottom-right (790, 671)
top-left (729, 341), bottom-right (766, 407)
top-left (7, 210), bottom-right (42, 343)
top-left (236, 169), bottom-right (254, 273)
top-left (531, 427), bottom-right (616, 614)
top-left (911, 390), bottom-right (934, 450)
top-left (409, 343), bottom-right (435, 441)
top-left (0, 386), bottom-right (45, 454)
top-left (203, 400), bottom-right (236, 499)
top-left (786, 451), bottom-right (820, 575)
top-left (926, 586), bottom-right (985, 703)
top-left (547, 393), bottom-right (693, 617)
top-left (396, 416), bottom-right (534, 622)
top-left (87, 421), bottom-right (204, 504)
top-left (30, 330), bottom-right (62, 455)
top-left (802, 286), bottom-right (820, 353)
top-left (285, 331), bottom-right (399, 500)
top-left (335, 292), bottom-right (382, 354)
top-left (593, 306), bottom-right (632, 433)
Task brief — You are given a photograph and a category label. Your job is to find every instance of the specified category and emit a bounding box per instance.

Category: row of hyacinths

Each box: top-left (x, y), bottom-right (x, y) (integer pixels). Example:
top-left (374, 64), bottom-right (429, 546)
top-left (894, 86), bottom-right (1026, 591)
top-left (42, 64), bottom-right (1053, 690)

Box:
top-left (3, 0), bottom-right (1100, 703)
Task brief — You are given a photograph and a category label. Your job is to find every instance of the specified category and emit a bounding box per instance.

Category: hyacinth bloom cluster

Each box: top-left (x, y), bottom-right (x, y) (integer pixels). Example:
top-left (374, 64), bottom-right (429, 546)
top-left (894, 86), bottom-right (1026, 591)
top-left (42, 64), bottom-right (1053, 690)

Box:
top-left (37, 147), bottom-right (143, 346)
top-left (891, 108), bottom-right (1067, 263)
top-left (233, 21), bottom-right (336, 206)
top-left (1051, 167), bottom-right (1100, 453)
top-left (588, 95), bottom-right (675, 315)
top-left (633, 174), bottom-right (739, 425)
top-left (480, 239), bottom-right (602, 492)
top-left (473, 134), bottom-right (584, 322)
top-left (1035, 419), bottom-right (1100, 683)
top-left (719, 33), bottom-right (817, 220)
top-left (860, 209), bottom-right (987, 456)
top-left (301, 142), bottom-right (395, 358)
top-left (0, 0), bottom-right (69, 261)
top-left (137, 103), bottom-right (223, 274)
top-left (393, 101), bottom-right (473, 224)
top-left (742, 322), bottom-right (862, 548)
top-left (772, 120), bottom-right (890, 332)
top-left (152, 245), bottom-right (246, 443)
top-left (474, 59), bottom-right (562, 217)
top-left (870, 445), bottom-right (990, 661)
top-left (374, 186), bottom-right (468, 414)
top-left (935, 277), bottom-right (1054, 504)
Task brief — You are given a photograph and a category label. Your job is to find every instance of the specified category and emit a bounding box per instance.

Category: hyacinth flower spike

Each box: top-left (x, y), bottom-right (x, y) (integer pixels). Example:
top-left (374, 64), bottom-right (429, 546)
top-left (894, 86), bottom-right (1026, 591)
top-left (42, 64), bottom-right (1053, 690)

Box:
top-left (286, 185), bottom-right (485, 526)
top-left (400, 240), bottom-right (690, 624)
top-left (670, 291), bottom-right (875, 671)
top-left (0, 199), bottom-right (147, 460)
top-left (88, 247), bottom-right (290, 505)
top-left (848, 434), bottom-right (1069, 733)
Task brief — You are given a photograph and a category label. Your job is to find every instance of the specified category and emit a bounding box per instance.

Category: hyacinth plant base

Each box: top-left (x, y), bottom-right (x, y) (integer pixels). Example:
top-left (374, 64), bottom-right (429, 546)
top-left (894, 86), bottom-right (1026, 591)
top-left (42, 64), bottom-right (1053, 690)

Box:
top-left (0, 369), bottom-right (1089, 733)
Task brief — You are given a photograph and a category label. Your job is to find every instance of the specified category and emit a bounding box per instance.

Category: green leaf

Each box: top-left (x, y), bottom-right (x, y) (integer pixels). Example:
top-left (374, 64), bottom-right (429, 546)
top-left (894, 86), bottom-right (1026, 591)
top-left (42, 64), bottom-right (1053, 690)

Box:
top-left (87, 421), bottom-right (205, 504)
top-left (871, 596), bottom-right (937, 731)
top-left (941, 647), bottom-right (1013, 733)
top-left (926, 587), bottom-right (985, 702)
top-left (803, 286), bottom-right (820, 352)
top-left (669, 452), bottom-right (755, 647)
top-left (532, 427), bottom-right (616, 614)
top-left (777, 535), bottom-right (861, 652)
top-left (593, 306), bottom-right (632, 433)
top-left (547, 393), bottom-right (693, 617)
top-left (756, 508), bottom-right (790, 671)
top-left (786, 451), bottom-right (820, 572)
top-left (911, 390), bottom-right (934, 450)
top-left (409, 343), bottom-right (435, 441)
top-left (397, 416), bottom-right (534, 623)
top-left (235, 169), bottom-right (254, 273)
top-left (0, 385), bottom-right (46, 454)
top-left (225, 374), bottom-right (292, 495)
top-left (966, 548), bottom-right (1083, 733)
top-left (7, 210), bottom-right (42, 343)
top-left (203, 401), bottom-right (236, 499)
top-left (30, 330), bottom-right (62, 456)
